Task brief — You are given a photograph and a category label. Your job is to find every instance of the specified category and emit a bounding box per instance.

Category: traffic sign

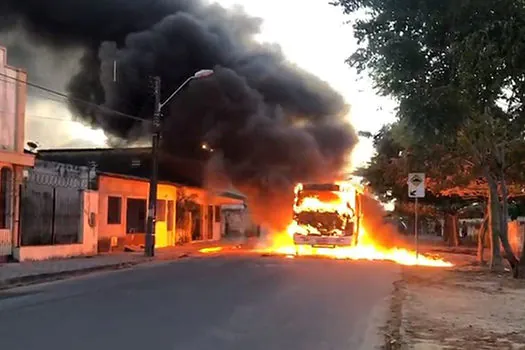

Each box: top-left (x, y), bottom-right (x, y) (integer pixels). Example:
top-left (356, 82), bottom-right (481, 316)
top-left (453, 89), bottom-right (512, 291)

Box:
top-left (408, 173), bottom-right (425, 198)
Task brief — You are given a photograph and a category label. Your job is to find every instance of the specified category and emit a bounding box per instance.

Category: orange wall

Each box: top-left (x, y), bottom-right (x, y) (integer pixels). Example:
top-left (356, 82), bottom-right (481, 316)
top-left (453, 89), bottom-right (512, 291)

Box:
top-left (97, 175), bottom-right (177, 248)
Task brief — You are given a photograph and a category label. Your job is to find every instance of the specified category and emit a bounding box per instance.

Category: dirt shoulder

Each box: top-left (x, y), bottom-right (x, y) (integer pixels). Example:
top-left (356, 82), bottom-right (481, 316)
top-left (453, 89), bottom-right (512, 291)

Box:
top-left (392, 255), bottom-right (525, 349)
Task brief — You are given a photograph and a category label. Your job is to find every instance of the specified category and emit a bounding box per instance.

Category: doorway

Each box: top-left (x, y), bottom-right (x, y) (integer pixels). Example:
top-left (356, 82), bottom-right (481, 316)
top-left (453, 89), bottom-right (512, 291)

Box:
top-left (207, 205), bottom-right (214, 240)
top-left (126, 198), bottom-right (147, 234)
top-left (190, 205), bottom-right (203, 241)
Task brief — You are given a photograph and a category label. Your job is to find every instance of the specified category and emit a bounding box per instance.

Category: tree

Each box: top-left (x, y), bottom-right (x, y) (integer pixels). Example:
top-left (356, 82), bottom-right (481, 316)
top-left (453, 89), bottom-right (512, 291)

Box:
top-left (176, 189), bottom-right (199, 244)
top-left (358, 121), bottom-right (476, 246)
top-left (333, 0), bottom-right (525, 275)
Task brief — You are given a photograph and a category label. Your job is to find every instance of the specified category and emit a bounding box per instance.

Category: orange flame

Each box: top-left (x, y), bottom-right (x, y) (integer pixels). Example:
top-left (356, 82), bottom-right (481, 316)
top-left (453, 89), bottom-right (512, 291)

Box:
top-left (199, 247), bottom-right (223, 254)
top-left (261, 226), bottom-right (452, 267)
top-left (259, 181), bottom-right (452, 267)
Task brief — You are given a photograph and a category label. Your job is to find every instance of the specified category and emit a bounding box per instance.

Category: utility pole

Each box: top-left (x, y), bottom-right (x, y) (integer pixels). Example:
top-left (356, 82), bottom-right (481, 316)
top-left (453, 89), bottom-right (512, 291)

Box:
top-left (415, 196), bottom-right (419, 261)
top-left (143, 70), bottom-right (214, 257)
top-left (145, 76), bottom-right (161, 257)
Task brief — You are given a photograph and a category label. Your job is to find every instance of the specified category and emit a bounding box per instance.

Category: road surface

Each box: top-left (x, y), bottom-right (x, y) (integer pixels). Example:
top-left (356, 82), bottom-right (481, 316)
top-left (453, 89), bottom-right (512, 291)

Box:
top-left (0, 255), bottom-right (399, 350)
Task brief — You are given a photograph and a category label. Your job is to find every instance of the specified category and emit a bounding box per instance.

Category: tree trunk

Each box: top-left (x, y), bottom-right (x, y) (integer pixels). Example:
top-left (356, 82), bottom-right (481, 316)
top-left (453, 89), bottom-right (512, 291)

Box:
top-left (518, 228), bottom-right (525, 278)
top-left (497, 172), bottom-right (520, 276)
top-left (477, 212), bottom-right (488, 264)
top-left (487, 175), bottom-right (504, 271)
top-left (444, 213), bottom-right (460, 247)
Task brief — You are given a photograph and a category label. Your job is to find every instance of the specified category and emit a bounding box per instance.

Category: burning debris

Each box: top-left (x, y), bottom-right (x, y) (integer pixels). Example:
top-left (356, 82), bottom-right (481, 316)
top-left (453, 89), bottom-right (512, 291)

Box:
top-left (0, 0), bottom-right (357, 228)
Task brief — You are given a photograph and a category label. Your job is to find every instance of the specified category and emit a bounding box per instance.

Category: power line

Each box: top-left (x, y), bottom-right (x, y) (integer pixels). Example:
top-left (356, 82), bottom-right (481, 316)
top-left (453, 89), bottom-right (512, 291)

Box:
top-left (0, 75), bottom-right (145, 126)
top-left (26, 115), bottom-right (92, 123)
top-left (0, 72), bottom-right (148, 123)
top-left (0, 75), bottom-right (79, 106)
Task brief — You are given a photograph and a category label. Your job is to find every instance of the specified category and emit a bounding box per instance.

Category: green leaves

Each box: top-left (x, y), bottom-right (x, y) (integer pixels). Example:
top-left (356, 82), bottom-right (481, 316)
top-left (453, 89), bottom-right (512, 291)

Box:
top-left (360, 121), bottom-right (473, 199)
top-left (335, 0), bottom-right (525, 202)
top-left (335, 0), bottom-right (525, 136)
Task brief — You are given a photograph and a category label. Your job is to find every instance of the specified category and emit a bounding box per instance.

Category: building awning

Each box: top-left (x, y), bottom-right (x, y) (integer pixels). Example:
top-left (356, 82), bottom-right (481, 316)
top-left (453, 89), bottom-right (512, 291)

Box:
top-left (0, 149), bottom-right (35, 167)
top-left (218, 190), bottom-right (246, 201)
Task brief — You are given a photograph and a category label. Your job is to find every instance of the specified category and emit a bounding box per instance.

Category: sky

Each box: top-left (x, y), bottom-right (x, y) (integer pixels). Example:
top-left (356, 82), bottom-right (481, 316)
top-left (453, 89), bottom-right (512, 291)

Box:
top-left (45, 0), bottom-right (397, 170)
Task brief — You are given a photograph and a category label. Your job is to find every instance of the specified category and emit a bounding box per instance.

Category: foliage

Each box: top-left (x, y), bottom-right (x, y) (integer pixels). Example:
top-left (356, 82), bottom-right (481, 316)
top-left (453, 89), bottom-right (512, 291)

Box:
top-left (175, 189), bottom-right (199, 226)
top-left (333, 0), bottom-right (525, 270)
top-left (358, 121), bottom-right (476, 205)
top-left (333, 0), bottom-right (525, 134)
top-left (333, 0), bottom-right (525, 171)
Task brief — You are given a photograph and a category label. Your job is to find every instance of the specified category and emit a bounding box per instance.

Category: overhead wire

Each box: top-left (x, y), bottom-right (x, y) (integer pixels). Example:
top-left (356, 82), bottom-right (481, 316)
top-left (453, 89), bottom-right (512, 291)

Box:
top-left (0, 71), bottom-right (148, 123)
top-left (26, 114), bottom-right (91, 123)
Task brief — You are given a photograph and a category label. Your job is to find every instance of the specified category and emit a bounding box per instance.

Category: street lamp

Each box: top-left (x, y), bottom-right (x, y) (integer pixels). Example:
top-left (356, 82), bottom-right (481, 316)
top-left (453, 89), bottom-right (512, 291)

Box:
top-left (145, 69), bottom-right (214, 257)
top-left (158, 69), bottom-right (214, 110)
top-left (201, 142), bottom-right (214, 153)
top-left (357, 130), bottom-right (373, 138)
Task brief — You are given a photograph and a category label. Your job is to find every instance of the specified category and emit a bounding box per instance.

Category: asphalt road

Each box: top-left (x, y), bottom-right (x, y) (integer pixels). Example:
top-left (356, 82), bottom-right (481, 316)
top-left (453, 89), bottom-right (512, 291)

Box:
top-left (0, 255), bottom-right (399, 350)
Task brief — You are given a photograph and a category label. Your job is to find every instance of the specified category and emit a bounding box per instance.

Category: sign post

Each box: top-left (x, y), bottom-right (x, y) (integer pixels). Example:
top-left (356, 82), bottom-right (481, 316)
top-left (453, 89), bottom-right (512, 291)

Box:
top-left (408, 173), bottom-right (425, 263)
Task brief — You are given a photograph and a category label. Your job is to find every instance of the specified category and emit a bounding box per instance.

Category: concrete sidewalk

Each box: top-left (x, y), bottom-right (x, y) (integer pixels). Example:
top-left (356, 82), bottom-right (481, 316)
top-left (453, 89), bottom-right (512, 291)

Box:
top-left (155, 236), bottom-right (260, 258)
top-left (0, 253), bottom-right (148, 289)
top-left (0, 238), bottom-right (259, 289)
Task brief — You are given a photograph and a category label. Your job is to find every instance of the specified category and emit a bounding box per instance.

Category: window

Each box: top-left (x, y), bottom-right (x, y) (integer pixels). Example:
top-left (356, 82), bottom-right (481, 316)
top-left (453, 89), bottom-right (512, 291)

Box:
top-left (107, 196), bottom-right (122, 224)
top-left (214, 205), bottom-right (221, 223)
top-left (156, 199), bottom-right (166, 222)
top-left (0, 167), bottom-right (13, 229)
top-left (126, 198), bottom-right (147, 234)
top-left (167, 200), bottom-right (174, 231)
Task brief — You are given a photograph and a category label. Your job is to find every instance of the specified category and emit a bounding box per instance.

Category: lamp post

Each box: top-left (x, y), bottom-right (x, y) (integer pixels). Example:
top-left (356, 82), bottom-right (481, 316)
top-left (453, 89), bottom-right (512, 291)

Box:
top-left (145, 69), bottom-right (214, 257)
top-left (357, 130), bottom-right (373, 138)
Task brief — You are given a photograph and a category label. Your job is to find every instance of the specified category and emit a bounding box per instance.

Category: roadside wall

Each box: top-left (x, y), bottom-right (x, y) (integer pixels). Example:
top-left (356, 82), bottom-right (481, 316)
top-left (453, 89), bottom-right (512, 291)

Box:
top-left (14, 191), bottom-right (98, 261)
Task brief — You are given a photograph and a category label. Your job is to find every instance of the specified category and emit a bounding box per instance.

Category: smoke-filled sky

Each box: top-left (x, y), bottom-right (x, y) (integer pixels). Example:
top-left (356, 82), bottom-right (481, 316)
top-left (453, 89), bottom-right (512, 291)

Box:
top-left (0, 0), bottom-right (395, 227)
top-left (219, 0), bottom-right (397, 168)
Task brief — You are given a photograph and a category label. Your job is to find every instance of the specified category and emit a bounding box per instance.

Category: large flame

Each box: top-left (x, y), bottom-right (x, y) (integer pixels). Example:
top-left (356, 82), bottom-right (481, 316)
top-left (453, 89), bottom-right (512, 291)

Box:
top-left (262, 225), bottom-right (453, 267)
top-left (259, 182), bottom-right (453, 267)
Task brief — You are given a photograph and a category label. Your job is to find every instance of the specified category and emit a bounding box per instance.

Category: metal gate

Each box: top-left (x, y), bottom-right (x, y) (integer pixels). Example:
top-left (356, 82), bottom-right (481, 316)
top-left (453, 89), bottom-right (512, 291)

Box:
top-left (19, 160), bottom-right (88, 246)
top-left (0, 166), bottom-right (13, 255)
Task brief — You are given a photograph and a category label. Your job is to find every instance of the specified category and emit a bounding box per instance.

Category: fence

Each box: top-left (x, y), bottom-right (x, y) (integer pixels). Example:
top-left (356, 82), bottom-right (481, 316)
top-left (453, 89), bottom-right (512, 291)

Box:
top-left (19, 160), bottom-right (90, 246)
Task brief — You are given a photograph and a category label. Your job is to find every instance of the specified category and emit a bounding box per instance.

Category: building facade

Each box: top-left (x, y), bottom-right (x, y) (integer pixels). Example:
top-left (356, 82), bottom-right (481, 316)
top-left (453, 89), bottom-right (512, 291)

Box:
top-left (96, 173), bottom-right (240, 251)
top-left (36, 148), bottom-right (244, 252)
top-left (0, 46), bottom-right (35, 260)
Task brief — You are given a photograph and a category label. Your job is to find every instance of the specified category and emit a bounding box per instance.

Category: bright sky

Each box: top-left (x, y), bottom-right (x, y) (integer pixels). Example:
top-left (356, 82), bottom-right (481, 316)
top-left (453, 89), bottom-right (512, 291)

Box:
top-left (64, 0), bottom-right (397, 168)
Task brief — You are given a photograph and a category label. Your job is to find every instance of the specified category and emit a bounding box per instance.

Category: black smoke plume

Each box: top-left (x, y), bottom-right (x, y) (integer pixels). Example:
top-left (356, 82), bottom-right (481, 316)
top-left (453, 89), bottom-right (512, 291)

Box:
top-left (0, 0), bottom-right (357, 229)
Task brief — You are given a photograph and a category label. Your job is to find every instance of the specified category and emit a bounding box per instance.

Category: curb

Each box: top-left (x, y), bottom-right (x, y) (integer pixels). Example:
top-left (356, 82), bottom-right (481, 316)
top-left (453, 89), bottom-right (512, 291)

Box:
top-left (383, 279), bottom-right (406, 350)
top-left (0, 259), bottom-right (150, 291)
top-left (0, 246), bottom-right (246, 291)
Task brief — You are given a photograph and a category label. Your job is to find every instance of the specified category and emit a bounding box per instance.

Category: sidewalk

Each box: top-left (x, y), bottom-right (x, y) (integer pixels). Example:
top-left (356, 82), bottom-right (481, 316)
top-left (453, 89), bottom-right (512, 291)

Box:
top-left (155, 236), bottom-right (259, 258)
top-left (392, 255), bottom-right (525, 349)
top-left (0, 238), bottom-right (256, 290)
top-left (0, 253), bottom-right (148, 290)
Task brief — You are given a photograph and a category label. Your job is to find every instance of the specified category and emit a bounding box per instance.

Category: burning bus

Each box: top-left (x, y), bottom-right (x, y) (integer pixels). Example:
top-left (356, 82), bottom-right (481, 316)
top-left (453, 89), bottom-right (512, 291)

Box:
top-left (291, 181), bottom-right (363, 248)
top-left (262, 180), bottom-right (452, 266)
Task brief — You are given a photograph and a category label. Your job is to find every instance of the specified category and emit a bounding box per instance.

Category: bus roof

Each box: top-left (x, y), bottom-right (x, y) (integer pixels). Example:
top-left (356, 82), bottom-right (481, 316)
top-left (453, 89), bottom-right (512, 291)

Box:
top-left (301, 183), bottom-right (340, 191)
